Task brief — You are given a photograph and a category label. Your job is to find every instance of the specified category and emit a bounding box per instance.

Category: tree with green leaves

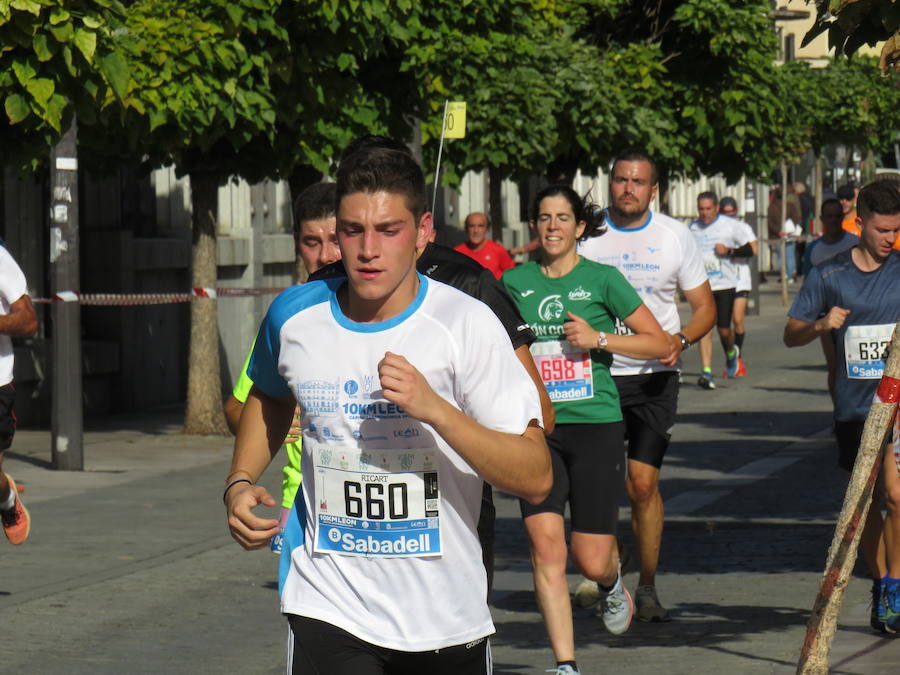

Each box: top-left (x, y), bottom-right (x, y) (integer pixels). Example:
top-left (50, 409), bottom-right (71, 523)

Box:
top-left (806, 0), bottom-right (900, 72)
top-left (0, 0), bottom-right (127, 168)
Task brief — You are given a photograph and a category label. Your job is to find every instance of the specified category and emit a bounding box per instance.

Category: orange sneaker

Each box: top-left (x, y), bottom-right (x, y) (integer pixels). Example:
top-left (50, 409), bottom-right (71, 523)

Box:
top-left (2, 476), bottom-right (30, 545)
top-left (735, 359), bottom-right (747, 377)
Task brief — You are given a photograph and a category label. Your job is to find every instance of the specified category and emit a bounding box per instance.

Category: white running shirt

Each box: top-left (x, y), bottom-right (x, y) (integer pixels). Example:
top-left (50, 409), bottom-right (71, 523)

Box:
top-left (249, 274), bottom-right (541, 652)
top-left (689, 215), bottom-right (753, 291)
top-left (578, 211), bottom-right (708, 375)
top-left (0, 247), bottom-right (28, 387)
top-left (732, 219), bottom-right (757, 293)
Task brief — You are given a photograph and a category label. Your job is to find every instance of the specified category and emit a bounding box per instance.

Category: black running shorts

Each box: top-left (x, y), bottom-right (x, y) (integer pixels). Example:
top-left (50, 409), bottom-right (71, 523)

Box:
top-left (0, 383), bottom-right (16, 452)
top-left (614, 372), bottom-right (679, 469)
top-left (519, 422), bottom-right (626, 534)
top-left (735, 290), bottom-right (749, 300)
top-left (834, 419), bottom-right (865, 472)
top-left (712, 288), bottom-right (737, 329)
top-left (287, 615), bottom-right (492, 675)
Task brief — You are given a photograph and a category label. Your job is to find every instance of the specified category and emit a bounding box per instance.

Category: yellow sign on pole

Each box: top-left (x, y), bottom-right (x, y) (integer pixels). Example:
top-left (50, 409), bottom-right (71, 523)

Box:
top-left (443, 102), bottom-right (466, 139)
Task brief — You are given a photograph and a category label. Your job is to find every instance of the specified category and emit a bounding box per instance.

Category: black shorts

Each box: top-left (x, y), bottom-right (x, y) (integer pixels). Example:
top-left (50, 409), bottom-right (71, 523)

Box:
top-left (614, 372), bottom-right (679, 469)
top-left (834, 420), bottom-right (865, 472)
top-left (0, 383), bottom-right (16, 452)
top-left (712, 288), bottom-right (737, 329)
top-left (520, 422), bottom-right (625, 534)
top-left (287, 615), bottom-right (492, 675)
top-left (735, 290), bottom-right (749, 300)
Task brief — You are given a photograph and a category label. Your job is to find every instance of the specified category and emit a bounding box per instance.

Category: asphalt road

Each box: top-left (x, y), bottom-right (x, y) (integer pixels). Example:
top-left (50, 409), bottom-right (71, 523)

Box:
top-left (0, 285), bottom-right (897, 674)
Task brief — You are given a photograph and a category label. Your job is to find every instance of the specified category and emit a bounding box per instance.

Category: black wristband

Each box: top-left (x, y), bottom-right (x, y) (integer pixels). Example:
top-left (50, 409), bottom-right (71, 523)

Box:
top-left (676, 332), bottom-right (691, 350)
top-left (223, 477), bottom-right (252, 504)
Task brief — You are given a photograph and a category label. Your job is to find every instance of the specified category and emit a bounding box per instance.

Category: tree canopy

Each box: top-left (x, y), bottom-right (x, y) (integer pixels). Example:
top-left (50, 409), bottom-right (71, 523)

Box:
top-left (806, 0), bottom-right (900, 72)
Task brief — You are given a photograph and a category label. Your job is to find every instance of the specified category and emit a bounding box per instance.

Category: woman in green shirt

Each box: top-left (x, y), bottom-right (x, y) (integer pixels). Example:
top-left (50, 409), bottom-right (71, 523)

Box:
top-left (503, 185), bottom-right (668, 675)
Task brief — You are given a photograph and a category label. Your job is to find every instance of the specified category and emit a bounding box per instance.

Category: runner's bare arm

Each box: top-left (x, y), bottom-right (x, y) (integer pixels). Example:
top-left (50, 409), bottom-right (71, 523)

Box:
top-left (225, 386), bottom-right (295, 550)
top-left (660, 281), bottom-right (716, 366)
top-left (378, 352), bottom-right (551, 504)
top-left (515, 344), bottom-right (555, 435)
top-left (224, 395), bottom-right (243, 436)
top-left (0, 295), bottom-right (37, 337)
top-left (564, 306), bottom-right (669, 360)
top-left (784, 308), bottom-right (851, 347)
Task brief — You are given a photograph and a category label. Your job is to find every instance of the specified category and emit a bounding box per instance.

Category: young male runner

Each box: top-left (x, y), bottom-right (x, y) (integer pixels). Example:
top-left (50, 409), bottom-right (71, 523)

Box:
top-left (576, 149), bottom-right (715, 622)
top-left (225, 143), bottom-right (551, 673)
top-left (689, 192), bottom-right (754, 389)
top-left (784, 180), bottom-right (900, 633)
top-left (718, 197), bottom-right (758, 376)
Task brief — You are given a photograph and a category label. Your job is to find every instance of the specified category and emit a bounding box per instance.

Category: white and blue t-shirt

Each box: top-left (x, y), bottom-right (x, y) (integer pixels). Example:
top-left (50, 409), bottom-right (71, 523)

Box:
top-left (249, 274), bottom-right (541, 651)
top-left (0, 246), bottom-right (28, 387)
top-left (689, 215), bottom-right (753, 292)
top-left (578, 211), bottom-right (708, 375)
top-left (789, 249), bottom-right (900, 422)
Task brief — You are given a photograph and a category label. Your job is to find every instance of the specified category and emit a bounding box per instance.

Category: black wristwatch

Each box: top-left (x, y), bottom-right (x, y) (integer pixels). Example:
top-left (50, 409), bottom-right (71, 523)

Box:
top-left (676, 333), bottom-right (691, 350)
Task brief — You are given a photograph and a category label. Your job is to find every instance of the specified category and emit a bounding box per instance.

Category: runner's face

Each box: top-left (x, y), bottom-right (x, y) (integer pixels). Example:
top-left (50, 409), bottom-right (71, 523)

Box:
top-left (859, 212), bottom-right (900, 261)
top-left (465, 215), bottom-right (489, 246)
top-left (337, 191), bottom-right (430, 311)
top-left (839, 197), bottom-right (854, 215)
top-left (297, 217), bottom-right (339, 274)
top-left (536, 195), bottom-right (585, 260)
top-left (609, 160), bottom-right (656, 221)
top-left (697, 198), bottom-right (718, 225)
top-left (820, 204), bottom-right (843, 234)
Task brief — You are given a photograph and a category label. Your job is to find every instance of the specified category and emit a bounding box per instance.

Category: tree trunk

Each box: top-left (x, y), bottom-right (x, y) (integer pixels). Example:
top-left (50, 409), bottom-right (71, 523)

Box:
top-left (183, 170), bottom-right (228, 435)
top-left (488, 165), bottom-right (504, 242)
top-left (813, 151), bottom-right (824, 236)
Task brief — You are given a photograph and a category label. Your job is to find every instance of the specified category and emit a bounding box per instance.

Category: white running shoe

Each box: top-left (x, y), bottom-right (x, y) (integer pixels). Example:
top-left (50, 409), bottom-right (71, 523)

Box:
top-left (598, 573), bottom-right (633, 635)
top-left (546, 666), bottom-right (580, 675)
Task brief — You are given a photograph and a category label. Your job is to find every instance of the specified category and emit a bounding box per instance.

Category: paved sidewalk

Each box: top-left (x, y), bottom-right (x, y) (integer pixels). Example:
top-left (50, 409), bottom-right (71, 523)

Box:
top-left (0, 284), bottom-right (898, 673)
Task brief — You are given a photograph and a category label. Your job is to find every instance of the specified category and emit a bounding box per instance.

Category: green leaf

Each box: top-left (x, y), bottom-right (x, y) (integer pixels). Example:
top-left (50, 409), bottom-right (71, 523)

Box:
top-left (49, 7), bottom-right (71, 25)
top-left (25, 77), bottom-right (54, 108)
top-left (73, 29), bottom-right (97, 63)
top-left (44, 93), bottom-right (66, 131)
top-left (4, 93), bottom-right (29, 123)
top-left (10, 0), bottom-right (40, 16)
top-left (81, 16), bottom-right (102, 30)
top-left (32, 33), bottom-right (57, 62)
top-left (98, 51), bottom-right (130, 100)
top-left (11, 59), bottom-right (36, 86)
top-left (50, 22), bottom-right (74, 43)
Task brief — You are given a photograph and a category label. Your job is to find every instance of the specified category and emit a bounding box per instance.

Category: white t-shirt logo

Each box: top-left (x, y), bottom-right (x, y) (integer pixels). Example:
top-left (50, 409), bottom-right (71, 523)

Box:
top-left (538, 295), bottom-right (565, 321)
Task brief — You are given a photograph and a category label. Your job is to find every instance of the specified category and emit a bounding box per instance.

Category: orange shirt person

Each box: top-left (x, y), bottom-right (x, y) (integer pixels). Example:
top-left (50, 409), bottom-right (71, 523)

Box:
top-left (455, 212), bottom-right (515, 279)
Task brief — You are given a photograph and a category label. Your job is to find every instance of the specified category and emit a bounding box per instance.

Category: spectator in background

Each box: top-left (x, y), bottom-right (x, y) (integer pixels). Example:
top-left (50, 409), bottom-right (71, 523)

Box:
top-left (767, 186), bottom-right (802, 282)
top-left (455, 212), bottom-right (515, 279)
top-left (838, 183), bottom-right (859, 236)
top-left (793, 182), bottom-right (815, 276)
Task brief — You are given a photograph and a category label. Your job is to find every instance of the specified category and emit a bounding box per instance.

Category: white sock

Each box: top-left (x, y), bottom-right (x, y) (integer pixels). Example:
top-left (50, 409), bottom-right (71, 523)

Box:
top-left (1, 486), bottom-right (15, 511)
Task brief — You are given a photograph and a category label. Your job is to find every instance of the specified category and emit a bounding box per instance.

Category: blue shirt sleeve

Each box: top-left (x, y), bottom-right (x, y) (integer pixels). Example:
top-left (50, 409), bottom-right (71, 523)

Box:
top-left (788, 266), bottom-right (826, 323)
top-left (248, 301), bottom-right (293, 399)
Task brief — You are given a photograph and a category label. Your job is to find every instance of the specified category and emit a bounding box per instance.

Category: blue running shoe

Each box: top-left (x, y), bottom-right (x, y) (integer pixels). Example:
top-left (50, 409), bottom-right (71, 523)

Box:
top-left (872, 579), bottom-right (886, 633)
top-left (883, 578), bottom-right (900, 634)
top-left (697, 372), bottom-right (716, 390)
top-left (724, 354), bottom-right (738, 378)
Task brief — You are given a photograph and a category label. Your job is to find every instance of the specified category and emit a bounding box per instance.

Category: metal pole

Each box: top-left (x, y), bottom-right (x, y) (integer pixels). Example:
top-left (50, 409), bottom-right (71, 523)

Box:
top-left (50, 116), bottom-right (83, 471)
top-left (431, 100), bottom-right (449, 217)
top-left (780, 160), bottom-right (789, 307)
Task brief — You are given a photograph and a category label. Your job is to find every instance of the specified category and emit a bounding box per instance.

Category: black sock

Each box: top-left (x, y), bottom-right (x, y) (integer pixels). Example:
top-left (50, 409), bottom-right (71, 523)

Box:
top-left (735, 332), bottom-right (745, 353)
top-left (557, 661), bottom-right (578, 670)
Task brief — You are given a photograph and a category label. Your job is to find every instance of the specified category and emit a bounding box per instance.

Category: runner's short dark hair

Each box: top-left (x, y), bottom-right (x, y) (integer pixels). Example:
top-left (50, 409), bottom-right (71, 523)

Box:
top-left (698, 191), bottom-right (718, 205)
top-left (293, 182), bottom-right (337, 237)
top-left (719, 196), bottom-right (738, 213)
top-left (611, 148), bottom-right (658, 185)
top-left (857, 180), bottom-right (900, 222)
top-left (836, 183), bottom-right (856, 201)
top-left (336, 142), bottom-right (426, 220)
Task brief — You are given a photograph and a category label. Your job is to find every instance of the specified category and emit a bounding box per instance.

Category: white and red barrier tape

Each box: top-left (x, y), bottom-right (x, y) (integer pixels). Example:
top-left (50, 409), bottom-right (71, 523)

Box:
top-left (32, 287), bottom-right (288, 306)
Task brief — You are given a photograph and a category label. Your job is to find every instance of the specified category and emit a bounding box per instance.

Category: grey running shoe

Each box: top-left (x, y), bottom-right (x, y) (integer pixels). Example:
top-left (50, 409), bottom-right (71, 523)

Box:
top-left (573, 577), bottom-right (601, 610)
top-left (635, 585), bottom-right (671, 623)
top-left (546, 666), bottom-right (580, 675)
top-left (598, 574), bottom-right (633, 634)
